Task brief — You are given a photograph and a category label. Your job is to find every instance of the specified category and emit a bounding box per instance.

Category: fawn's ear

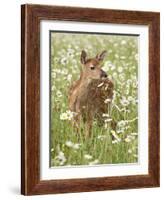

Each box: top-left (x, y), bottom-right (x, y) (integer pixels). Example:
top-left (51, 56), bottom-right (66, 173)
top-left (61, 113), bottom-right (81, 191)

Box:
top-left (81, 50), bottom-right (87, 64)
top-left (96, 50), bottom-right (107, 61)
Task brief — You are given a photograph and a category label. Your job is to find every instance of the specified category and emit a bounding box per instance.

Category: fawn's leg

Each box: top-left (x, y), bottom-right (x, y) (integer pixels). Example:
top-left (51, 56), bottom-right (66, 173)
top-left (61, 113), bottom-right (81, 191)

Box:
top-left (85, 113), bottom-right (93, 138)
top-left (70, 100), bottom-right (82, 135)
top-left (73, 112), bottom-right (81, 134)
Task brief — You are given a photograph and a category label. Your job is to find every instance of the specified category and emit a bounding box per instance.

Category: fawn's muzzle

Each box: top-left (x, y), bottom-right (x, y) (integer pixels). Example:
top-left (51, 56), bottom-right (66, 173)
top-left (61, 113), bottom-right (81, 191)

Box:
top-left (100, 70), bottom-right (108, 78)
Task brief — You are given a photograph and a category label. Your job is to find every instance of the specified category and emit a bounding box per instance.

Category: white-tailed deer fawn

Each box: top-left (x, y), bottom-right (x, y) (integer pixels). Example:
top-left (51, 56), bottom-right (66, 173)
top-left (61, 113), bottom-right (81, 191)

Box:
top-left (69, 50), bottom-right (114, 137)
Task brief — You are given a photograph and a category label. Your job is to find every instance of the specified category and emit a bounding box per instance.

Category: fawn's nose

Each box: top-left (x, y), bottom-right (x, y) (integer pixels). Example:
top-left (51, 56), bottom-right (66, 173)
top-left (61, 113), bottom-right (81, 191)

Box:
top-left (101, 70), bottom-right (108, 78)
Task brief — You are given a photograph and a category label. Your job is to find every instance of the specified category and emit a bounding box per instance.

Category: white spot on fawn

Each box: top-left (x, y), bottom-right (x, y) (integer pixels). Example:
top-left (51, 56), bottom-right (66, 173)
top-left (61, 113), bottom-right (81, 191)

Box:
top-left (97, 82), bottom-right (104, 88)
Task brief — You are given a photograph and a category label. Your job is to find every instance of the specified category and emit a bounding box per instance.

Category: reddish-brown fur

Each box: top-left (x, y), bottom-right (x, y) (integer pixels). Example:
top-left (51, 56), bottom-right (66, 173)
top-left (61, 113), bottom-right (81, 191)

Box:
top-left (69, 50), bottom-right (114, 137)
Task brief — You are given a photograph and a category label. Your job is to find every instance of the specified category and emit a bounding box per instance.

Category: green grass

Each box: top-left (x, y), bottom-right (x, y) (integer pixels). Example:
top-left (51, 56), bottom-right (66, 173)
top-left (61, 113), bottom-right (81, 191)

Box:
top-left (50, 32), bottom-right (138, 167)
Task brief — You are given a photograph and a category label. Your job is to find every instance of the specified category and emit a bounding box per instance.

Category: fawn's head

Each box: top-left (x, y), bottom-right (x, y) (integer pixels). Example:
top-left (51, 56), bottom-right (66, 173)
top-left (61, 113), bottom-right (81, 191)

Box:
top-left (80, 50), bottom-right (108, 80)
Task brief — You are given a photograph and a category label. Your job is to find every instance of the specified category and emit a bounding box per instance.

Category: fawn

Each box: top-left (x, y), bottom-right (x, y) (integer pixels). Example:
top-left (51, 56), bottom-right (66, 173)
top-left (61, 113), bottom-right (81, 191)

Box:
top-left (68, 50), bottom-right (114, 137)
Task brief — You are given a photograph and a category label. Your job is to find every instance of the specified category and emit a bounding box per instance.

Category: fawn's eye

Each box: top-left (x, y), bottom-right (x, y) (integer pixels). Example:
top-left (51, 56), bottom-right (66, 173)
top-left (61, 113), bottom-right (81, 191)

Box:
top-left (90, 66), bottom-right (95, 70)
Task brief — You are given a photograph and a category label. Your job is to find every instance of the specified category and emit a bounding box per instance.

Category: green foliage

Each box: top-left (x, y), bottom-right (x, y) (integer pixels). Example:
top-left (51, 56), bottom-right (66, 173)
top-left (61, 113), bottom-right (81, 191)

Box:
top-left (50, 32), bottom-right (138, 167)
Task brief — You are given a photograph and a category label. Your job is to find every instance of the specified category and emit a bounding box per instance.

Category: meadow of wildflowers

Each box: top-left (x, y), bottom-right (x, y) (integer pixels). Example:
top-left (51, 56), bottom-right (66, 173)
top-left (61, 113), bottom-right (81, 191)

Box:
top-left (50, 32), bottom-right (138, 167)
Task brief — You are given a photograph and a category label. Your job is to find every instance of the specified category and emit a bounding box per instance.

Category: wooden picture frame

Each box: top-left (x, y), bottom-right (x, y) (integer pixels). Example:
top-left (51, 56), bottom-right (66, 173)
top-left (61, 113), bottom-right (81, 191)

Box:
top-left (21, 4), bottom-right (160, 195)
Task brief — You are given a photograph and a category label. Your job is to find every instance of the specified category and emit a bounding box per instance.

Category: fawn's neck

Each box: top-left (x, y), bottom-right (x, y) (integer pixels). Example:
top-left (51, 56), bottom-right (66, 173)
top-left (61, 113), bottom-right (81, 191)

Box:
top-left (78, 72), bottom-right (92, 90)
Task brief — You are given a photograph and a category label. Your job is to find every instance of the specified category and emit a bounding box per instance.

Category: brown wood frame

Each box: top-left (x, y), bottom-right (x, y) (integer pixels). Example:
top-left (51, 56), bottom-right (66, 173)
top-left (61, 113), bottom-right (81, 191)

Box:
top-left (21, 4), bottom-right (160, 195)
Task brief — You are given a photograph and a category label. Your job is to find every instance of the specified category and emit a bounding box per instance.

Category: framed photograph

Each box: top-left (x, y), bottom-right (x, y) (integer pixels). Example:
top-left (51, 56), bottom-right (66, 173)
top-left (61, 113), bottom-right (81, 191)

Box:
top-left (21, 4), bottom-right (160, 195)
